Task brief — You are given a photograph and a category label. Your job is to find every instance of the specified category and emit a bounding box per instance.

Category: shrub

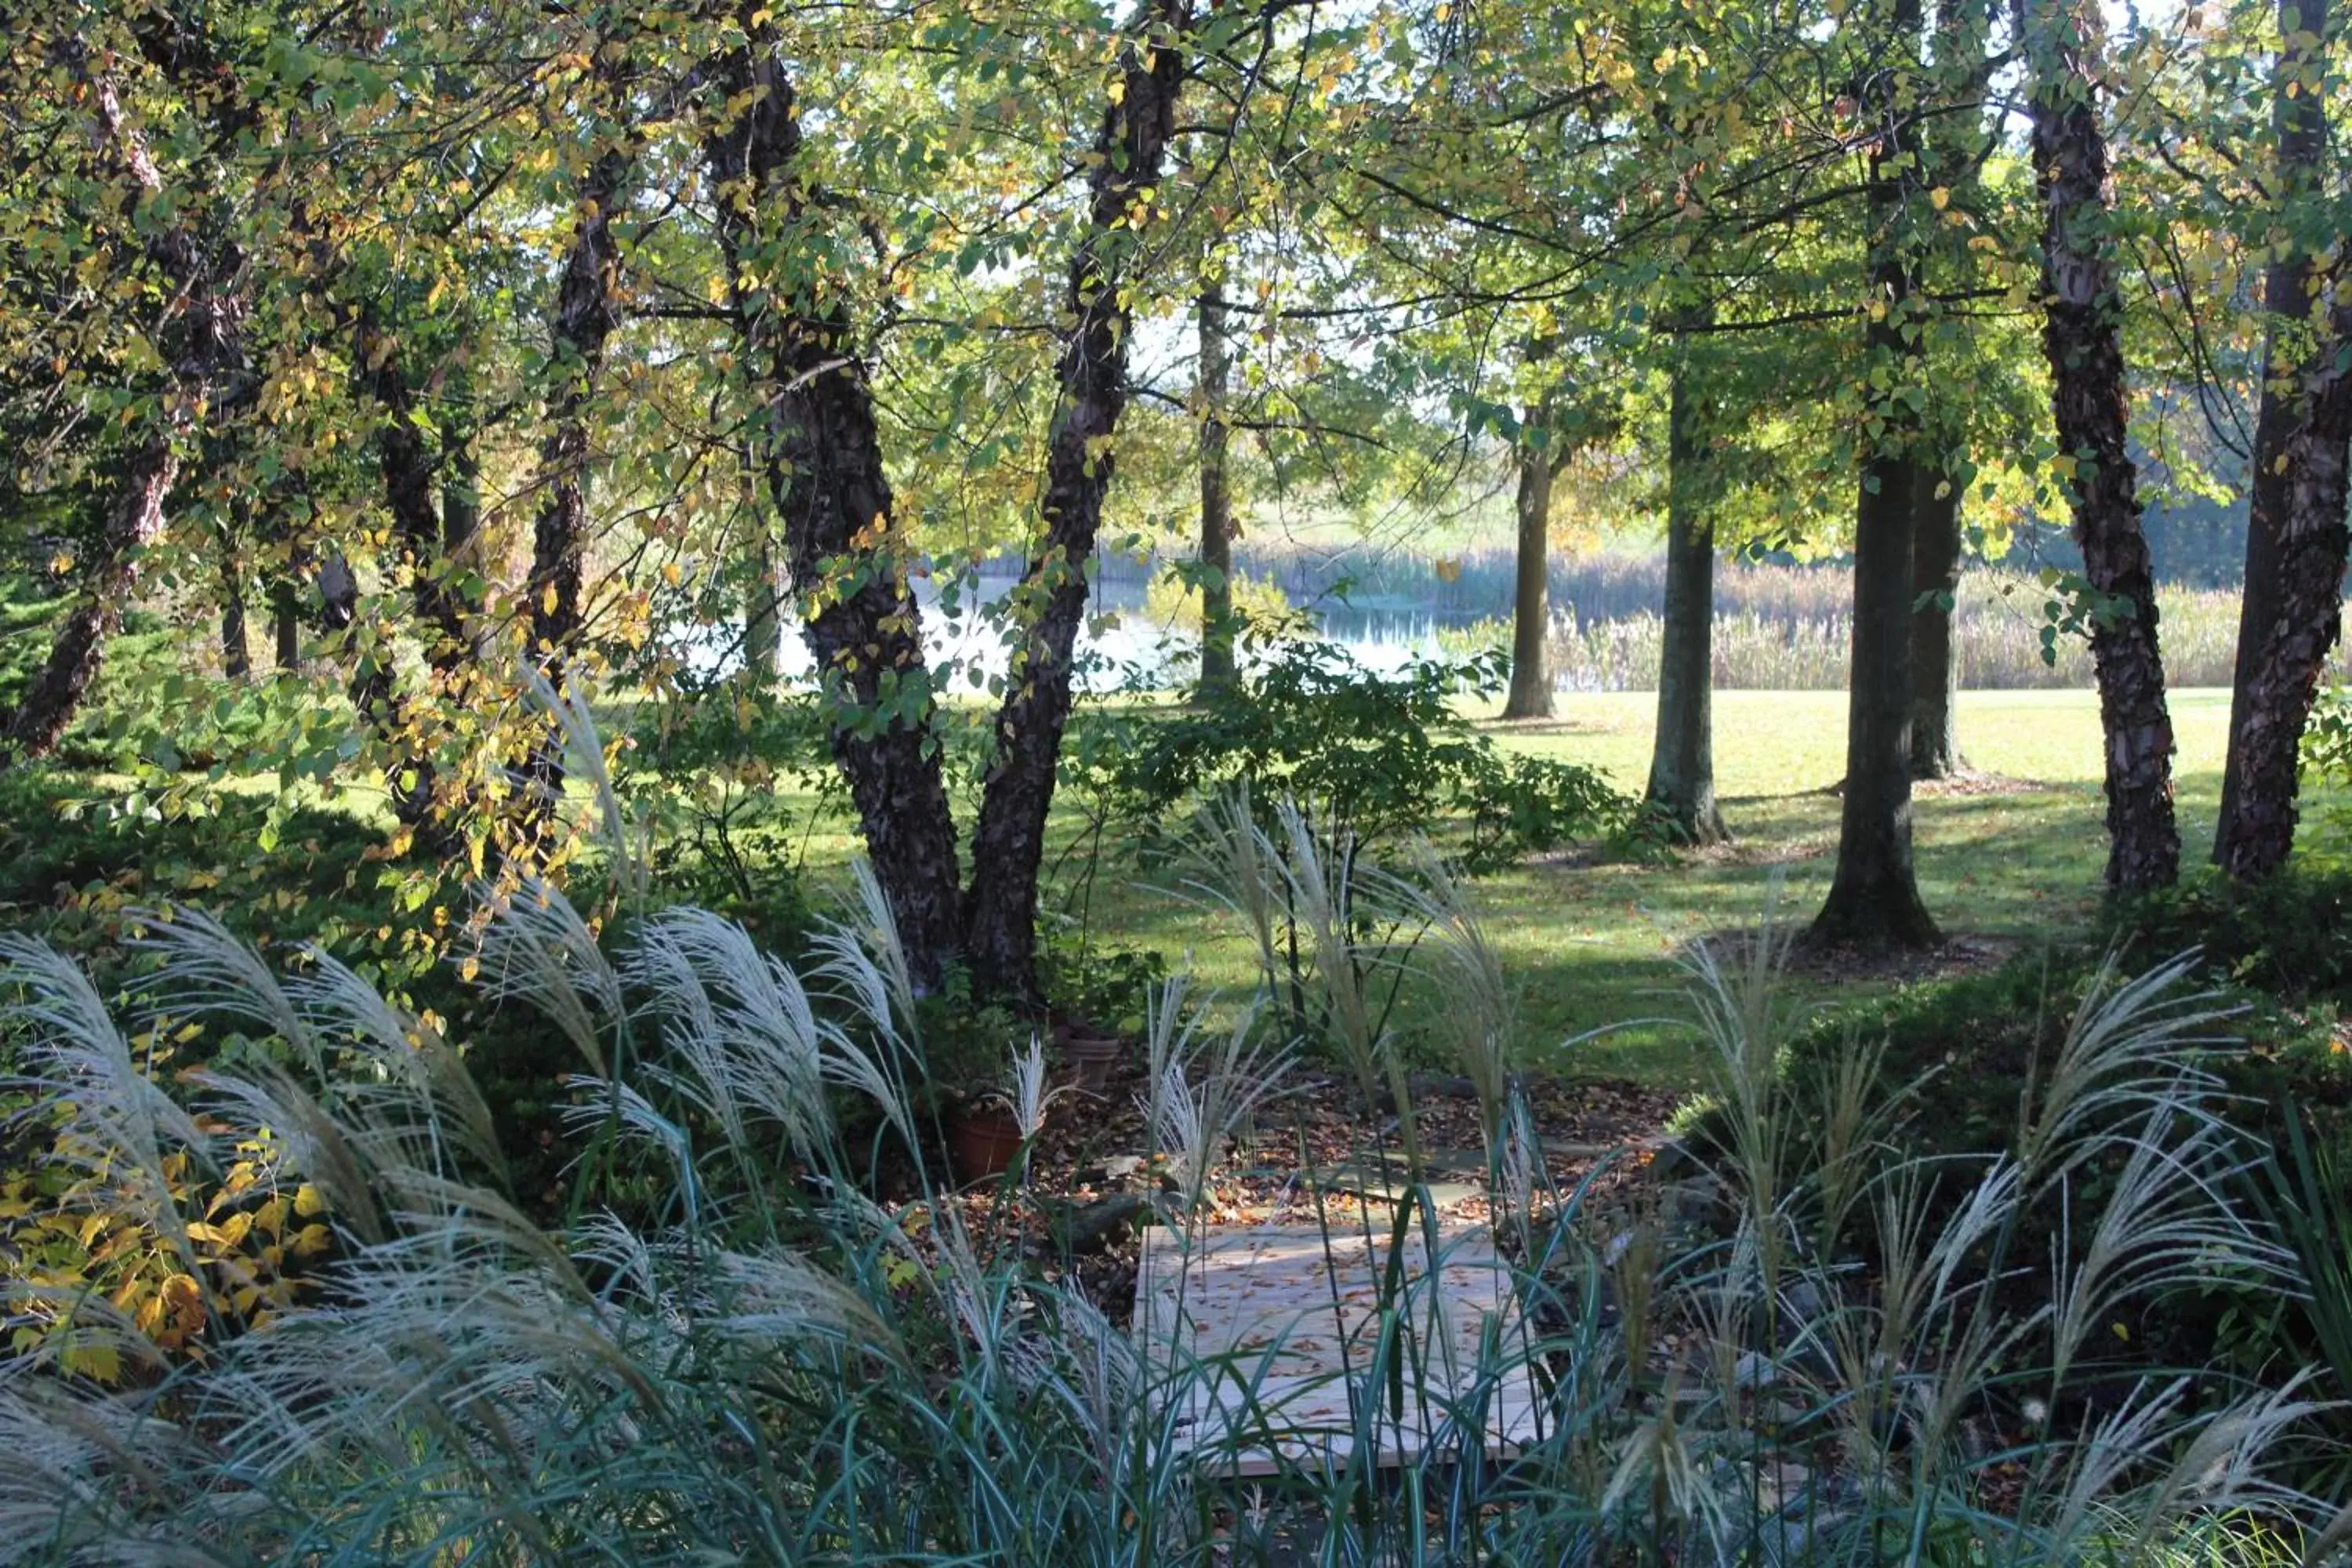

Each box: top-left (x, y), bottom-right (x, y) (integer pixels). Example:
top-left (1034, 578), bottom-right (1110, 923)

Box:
top-left (1104, 636), bottom-right (1624, 871)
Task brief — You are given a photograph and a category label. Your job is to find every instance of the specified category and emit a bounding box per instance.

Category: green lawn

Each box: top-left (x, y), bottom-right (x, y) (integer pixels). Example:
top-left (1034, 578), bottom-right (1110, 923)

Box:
top-left (1072, 688), bottom-right (2241, 1087)
top-left (2, 681), bottom-right (2265, 1096)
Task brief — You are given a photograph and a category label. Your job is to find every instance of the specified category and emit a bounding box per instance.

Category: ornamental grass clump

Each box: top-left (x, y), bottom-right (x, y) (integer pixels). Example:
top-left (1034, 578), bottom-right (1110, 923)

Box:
top-left (1, 711), bottom-right (2342, 1563)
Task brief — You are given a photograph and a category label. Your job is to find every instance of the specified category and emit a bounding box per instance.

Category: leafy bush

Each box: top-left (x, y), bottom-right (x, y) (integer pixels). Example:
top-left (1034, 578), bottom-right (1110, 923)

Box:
top-left (1104, 637), bottom-right (1624, 872)
top-left (2116, 866), bottom-right (2352, 1022)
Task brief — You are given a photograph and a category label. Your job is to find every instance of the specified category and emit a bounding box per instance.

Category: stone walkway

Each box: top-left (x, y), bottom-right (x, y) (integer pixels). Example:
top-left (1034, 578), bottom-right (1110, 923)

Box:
top-left (1134, 1219), bottom-right (1543, 1475)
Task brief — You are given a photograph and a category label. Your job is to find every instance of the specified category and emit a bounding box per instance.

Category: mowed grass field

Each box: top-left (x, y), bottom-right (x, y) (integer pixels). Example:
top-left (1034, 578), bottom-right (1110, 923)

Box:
top-left (1078, 688), bottom-right (2251, 1087)
top-left (34, 683), bottom-right (2266, 1092)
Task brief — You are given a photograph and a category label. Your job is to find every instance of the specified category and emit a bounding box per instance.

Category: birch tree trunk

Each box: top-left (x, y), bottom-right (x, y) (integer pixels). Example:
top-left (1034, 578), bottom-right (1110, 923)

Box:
top-left (2017, 0), bottom-right (2180, 892)
top-left (962, 0), bottom-right (1196, 1004)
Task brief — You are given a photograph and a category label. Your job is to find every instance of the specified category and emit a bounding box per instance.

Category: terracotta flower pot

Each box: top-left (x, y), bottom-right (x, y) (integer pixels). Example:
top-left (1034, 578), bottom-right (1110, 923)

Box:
top-left (946, 1101), bottom-right (1027, 1183)
top-left (1058, 1031), bottom-right (1124, 1092)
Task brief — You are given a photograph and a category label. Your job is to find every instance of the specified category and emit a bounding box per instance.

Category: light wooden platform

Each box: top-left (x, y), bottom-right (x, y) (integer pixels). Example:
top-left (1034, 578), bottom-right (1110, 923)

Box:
top-left (1134, 1220), bottom-right (1544, 1474)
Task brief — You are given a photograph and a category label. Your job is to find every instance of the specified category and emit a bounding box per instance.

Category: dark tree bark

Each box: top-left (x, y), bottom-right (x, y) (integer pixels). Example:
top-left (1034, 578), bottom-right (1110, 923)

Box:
top-left (3, 58), bottom-right (241, 766)
top-left (2216, 294), bottom-right (2352, 877)
top-left (1644, 347), bottom-right (1728, 843)
top-left (742, 521), bottom-right (782, 685)
top-left (4, 438), bottom-right (180, 763)
top-left (1908, 0), bottom-right (1995, 782)
top-left (441, 416), bottom-right (483, 571)
top-left (318, 552), bottom-right (434, 826)
top-left (705, 28), bottom-right (966, 980)
top-left (1815, 0), bottom-right (1942, 949)
top-left (271, 576), bottom-right (303, 669)
top-left (961, 0), bottom-right (1196, 1004)
top-left (2017, 0), bottom-right (2180, 892)
top-left (522, 56), bottom-right (634, 815)
top-left (219, 540), bottom-right (251, 680)
top-left (2214, 0), bottom-right (2350, 878)
top-left (1907, 464), bottom-right (1964, 778)
top-left (1502, 402), bottom-right (1556, 720)
top-left (346, 317), bottom-right (462, 831)
top-left (355, 315), bottom-right (472, 681)
top-left (1197, 281), bottom-right (1237, 699)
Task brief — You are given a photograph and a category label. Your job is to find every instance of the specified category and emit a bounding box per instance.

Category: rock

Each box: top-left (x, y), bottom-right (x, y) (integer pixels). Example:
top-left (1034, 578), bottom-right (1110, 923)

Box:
top-left (1316, 1157), bottom-right (1482, 1210)
top-left (1049, 1193), bottom-right (1149, 1256)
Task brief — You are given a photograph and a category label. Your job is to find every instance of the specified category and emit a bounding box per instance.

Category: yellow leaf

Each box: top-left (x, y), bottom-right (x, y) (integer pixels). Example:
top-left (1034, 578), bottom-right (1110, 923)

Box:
top-left (543, 582), bottom-right (559, 616)
top-left (293, 1185), bottom-right (326, 1218)
top-left (1434, 557), bottom-right (1463, 583)
top-left (1929, 186), bottom-right (1951, 210)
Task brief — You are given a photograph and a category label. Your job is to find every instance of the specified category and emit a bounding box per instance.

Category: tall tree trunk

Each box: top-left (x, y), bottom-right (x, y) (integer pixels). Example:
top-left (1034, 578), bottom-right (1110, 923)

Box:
top-left (2, 56), bottom-right (241, 766)
top-left (962, 0), bottom-right (1196, 1004)
top-left (357, 318), bottom-right (470, 681)
top-left (2216, 291), bottom-right (2352, 878)
top-left (318, 551), bottom-right (434, 826)
top-left (1196, 281), bottom-right (1237, 699)
top-left (2018, 0), bottom-right (2180, 892)
top-left (441, 416), bottom-right (483, 575)
top-left (2219, 468), bottom-right (2285, 844)
top-left (705, 29), bottom-right (965, 981)
top-left (1907, 464), bottom-right (1963, 777)
top-left (1644, 347), bottom-right (1728, 842)
top-left (1502, 405), bottom-right (1556, 720)
top-left (2214, 0), bottom-right (2348, 878)
top-left (522, 62), bottom-right (633, 821)
top-left (4, 438), bottom-right (180, 763)
top-left (1907, 0), bottom-right (1994, 782)
top-left (743, 521), bottom-right (782, 685)
top-left (272, 575), bottom-right (303, 669)
top-left (219, 539), bottom-right (251, 681)
top-left (1815, 0), bottom-right (1942, 949)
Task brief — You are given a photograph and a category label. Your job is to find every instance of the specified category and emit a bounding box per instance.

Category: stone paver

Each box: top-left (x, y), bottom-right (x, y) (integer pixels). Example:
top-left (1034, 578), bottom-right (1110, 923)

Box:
top-left (1134, 1220), bottom-right (1542, 1474)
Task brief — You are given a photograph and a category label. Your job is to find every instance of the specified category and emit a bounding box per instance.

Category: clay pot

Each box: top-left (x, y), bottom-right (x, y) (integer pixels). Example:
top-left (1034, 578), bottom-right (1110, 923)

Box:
top-left (1058, 1029), bottom-right (1124, 1092)
top-left (946, 1101), bottom-right (1027, 1183)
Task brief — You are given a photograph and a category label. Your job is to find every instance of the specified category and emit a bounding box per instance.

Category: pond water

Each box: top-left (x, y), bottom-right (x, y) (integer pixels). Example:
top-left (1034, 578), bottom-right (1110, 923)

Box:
top-left (727, 572), bottom-right (1473, 693)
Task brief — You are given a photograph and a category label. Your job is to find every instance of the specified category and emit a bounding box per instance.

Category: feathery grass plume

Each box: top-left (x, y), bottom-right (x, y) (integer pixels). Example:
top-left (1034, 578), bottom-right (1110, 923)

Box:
top-left (1005, 1034), bottom-right (1067, 1140)
top-left (183, 1057), bottom-right (388, 1246)
top-left (2014, 947), bottom-right (2236, 1187)
top-left (1674, 902), bottom-right (1806, 1298)
top-left (1390, 844), bottom-right (1516, 1148)
top-left (0, 1364), bottom-right (208, 1559)
top-left (1165, 783), bottom-right (1283, 1000)
top-left (2045, 1105), bottom-right (2281, 1388)
top-left (122, 906), bottom-right (316, 1072)
top-left (474, 875), bottom-right (620, 1076)
top-left (0, 935), bottom-right (209, 1265)
top-left (1140, 976), bottom-right (1286, 1214)
top-left (807, 856), bottom-right (920, 1040)
top-left (521, 659), bottom-right (648, 907)
top-left (291, 943), bottom-right (503, 1178)
top-left (698, 1244), bottom-right (903, 1360)
top-left (625, 906), bottom-right (834, 1163)
top-left (559, 1075), bottom-right (696, 1201)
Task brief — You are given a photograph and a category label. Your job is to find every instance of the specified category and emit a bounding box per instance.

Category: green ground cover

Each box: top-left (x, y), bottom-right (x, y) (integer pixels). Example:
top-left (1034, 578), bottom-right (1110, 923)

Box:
top-left (1069, 687), bottom-right (2249, 1085)
top-left (0, 681), bottom-right (2288, 1092)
